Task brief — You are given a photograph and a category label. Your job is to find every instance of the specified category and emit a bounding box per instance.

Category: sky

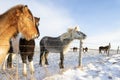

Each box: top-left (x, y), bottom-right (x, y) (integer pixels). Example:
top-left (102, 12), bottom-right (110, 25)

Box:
top-left (0, 0), bottom-right (120, 49)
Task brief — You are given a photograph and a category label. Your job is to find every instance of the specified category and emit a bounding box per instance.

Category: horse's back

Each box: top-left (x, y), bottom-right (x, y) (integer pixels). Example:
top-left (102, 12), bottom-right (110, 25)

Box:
top-left (19, 38), bottom-right (35, 54)
top-left (40, 36), bottom-right (61, 45)
top-left (40, 36), bottom-right (62, 53)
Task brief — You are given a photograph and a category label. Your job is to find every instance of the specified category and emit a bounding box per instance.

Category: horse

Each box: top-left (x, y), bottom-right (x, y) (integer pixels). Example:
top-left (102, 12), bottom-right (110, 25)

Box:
top-left (39, 26), bottom-right (86, 69)
top-left (6, 17), bottom-right (40, 76)
top-left (99, 43), bottom-right (111, 54)
top-left (19, 17), bottom-right (40, 76)
top-left (83, 47), bottom-right (88, 53)
top-left (0, 4), bottom-right (39, 69)
top-left (73, 47), bottom-right (78, 52)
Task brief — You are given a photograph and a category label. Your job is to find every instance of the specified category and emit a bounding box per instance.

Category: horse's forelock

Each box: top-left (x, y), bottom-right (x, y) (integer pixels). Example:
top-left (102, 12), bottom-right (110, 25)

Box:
top-left (6, 4), bottom-right (34, 18)
top-left (74, 26), bottom-right (80, 31)
top-left (6, 5), bottom-right (25, 13)
top-left (67, 28), bottom-right (73, 33)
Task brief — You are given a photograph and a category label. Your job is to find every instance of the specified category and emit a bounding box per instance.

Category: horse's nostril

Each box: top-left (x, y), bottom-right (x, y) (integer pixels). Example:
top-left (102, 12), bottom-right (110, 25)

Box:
top-left (34, 34), bottom-right (39, 38)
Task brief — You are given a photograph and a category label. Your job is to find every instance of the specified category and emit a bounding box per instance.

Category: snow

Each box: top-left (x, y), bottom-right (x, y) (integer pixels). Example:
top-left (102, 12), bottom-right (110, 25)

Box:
top-left (0, 49), bottom-right (120, 80)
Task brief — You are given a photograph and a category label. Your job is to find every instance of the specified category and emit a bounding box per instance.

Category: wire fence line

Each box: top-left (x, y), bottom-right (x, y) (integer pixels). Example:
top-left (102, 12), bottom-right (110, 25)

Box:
top-left (0, 40), bottom-right (120, 80)
top-left (0, 39), bottom-right (119, 49)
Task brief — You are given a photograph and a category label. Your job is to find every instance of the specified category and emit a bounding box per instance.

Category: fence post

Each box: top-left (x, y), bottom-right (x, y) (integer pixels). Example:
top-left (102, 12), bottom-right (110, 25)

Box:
top-left (78, 40), bottom-right (83, 67)
top-left (107, 43), bottom-right (111, 56)
top-left (117, 46), bottom-right (119, 54)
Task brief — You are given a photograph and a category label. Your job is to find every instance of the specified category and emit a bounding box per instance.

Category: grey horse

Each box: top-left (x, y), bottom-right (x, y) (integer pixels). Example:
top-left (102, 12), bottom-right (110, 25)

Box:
top-left (39, 26), bottom-right (86, 68)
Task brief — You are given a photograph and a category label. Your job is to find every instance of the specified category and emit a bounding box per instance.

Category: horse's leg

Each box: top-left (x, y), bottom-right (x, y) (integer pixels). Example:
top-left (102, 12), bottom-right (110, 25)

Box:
top-left (106, 49), bottom-right (108, 55)
top-left (45, 52), bottom-right (49, 65)
top-left (39, 50), bottom-right (45, 66)
top-left (7, 53), bottom-right (13, 68)
top-left (21, 54), bottom-right (27, 76)
top-left (59, 52), bottom-right (64, 69)
top-left (2, 53), bottom-right (9, 70)
top-left (104, 49), bottom-right (106, 53)
top-left (28, 53), bottom-right (34, 75)
top-left (99, 49), bottom-right (101, 54)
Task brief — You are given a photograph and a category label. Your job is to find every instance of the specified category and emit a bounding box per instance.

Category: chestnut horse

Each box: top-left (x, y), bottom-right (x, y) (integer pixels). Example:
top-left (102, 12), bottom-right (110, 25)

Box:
top-left (0, 5), bottom-right (39, 68)
top-left (6, 17), bottom-right (40, 76)
top-left (39, 26), bottom-right (86, 69)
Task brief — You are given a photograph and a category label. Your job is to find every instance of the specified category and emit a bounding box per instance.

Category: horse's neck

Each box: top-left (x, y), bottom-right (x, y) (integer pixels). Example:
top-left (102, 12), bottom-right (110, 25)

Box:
top-left (0, 15), bottom-right (9, 34)
top-left (62, 38), bottom-right (73, 45)
top-left (60, 32), bottom-right (71, 41)
top-left (59, 32), bottom-right (73, 51)
top-left (0, 25), bottom-right (17, 64)
top-left (62, 38), bottom-right (73, 54)
top-left (0, 9), bottom-right (17, 35)
top-left (0, 25), bottom-right (17, 41)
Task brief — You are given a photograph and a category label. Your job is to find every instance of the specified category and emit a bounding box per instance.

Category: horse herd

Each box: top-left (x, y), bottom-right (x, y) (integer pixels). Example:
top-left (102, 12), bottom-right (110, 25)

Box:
top-left (0, 4), bottom-right (87, 77)
top-left (0, 4), bottom-right (111, 77)
top-left (72, 43), bottom-right (111, 54)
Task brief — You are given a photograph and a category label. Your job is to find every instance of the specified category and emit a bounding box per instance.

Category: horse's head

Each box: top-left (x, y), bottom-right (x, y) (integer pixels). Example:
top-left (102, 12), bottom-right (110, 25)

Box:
top-left (70, 26), bottom-right (86, 40)
top-left (16, 5), bottom-right (39, 40)
top-left (35, 17), bottom-right (40, 26)
top-left (34, 17), bottom-right (40, 38)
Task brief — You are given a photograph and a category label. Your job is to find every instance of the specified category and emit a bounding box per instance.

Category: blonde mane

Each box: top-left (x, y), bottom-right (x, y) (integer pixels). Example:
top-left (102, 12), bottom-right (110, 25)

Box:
top-left (0, 5), bottom-right (24, 18)
top-left (0, 5), bottom-right (24, 35)
top-left (60, 28), bottom-right (73, 41)
top-left (60, 26), bottom-right (80, 41)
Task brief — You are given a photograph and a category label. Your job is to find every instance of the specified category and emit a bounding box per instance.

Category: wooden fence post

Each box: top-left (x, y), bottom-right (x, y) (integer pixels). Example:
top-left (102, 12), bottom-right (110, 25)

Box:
top-left (117, 46), bottom-right (119, 54)
top-left (78, 40), bottom-right (83, 67)
top-left (107, 43), bottom-right (111, 56)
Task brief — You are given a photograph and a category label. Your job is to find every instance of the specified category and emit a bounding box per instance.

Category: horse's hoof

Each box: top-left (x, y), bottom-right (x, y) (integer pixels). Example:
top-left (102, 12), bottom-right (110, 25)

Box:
top-left (40, 64), bottom-right (48, 67)
top-left (59, 66), bottom-right (64, 69)
top-left (59, 63), bottom-right (64, 69)
top-left (23, 72), bottom-right (27, 77)
top-left (45, 63), bottom-right (49, 65)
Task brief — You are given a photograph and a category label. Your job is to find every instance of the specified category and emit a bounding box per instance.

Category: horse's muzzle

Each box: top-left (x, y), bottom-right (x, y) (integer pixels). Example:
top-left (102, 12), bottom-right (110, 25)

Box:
top-left (32, 34), bottom-right (39, 39)
top-left (83, 34), bottom-right (87, 39)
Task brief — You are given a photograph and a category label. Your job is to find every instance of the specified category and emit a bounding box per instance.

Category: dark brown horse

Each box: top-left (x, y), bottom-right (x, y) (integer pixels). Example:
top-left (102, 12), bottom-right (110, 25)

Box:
top-left (99, 43), bottom-right (111, 54)
top-left (7, 17), bottom-right (40, 76)
top-left (0, 4), bottom-right (39, 69)
top-left (73, 47), bottom-right (78, 52)
top-left (83, 47), bottom-right (88, 53)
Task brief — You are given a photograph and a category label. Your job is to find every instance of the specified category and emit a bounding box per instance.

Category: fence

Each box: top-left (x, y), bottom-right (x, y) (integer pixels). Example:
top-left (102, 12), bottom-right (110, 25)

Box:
top-left (0, 40), bottom-right (119, 80)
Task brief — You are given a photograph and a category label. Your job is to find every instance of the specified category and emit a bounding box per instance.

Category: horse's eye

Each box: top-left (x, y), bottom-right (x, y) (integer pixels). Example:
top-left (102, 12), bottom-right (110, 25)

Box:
top-left (28, 16), bottom-right (33, 21)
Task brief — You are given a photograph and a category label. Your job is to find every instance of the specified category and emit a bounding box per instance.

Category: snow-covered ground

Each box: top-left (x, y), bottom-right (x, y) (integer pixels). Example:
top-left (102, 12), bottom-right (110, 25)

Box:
top-left (0, 49), bottom-right (120, 80)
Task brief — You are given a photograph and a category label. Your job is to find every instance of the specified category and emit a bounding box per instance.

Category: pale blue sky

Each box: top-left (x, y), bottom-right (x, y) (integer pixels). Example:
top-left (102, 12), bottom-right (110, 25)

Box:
top-left (0, 0), bottom-right (120, 49)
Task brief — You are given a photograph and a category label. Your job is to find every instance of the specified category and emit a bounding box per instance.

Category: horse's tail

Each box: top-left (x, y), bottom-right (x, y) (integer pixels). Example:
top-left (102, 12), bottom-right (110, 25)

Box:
top-left (39, 38), bottom-right (46, 66)
top-left (40, 39), bottom-right (45, 54)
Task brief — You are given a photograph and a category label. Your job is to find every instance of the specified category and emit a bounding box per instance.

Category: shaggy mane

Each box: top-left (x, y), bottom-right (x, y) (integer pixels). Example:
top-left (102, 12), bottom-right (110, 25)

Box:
top-left (0, 4), bottom-right (24, 18)
top-left (60, 28), bottom-right (73, 41)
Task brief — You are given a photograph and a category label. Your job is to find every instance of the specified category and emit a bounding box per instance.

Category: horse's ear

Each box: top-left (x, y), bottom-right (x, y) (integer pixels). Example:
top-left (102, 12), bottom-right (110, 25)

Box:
top-left (24, 5), bottom-right (28, 7)
top-left (22, 5), bottom-right (28, 13)
top-left (35, 17), bottom-right (40, 22)
top-left (38, 18), bottom-right (40, 21)
top-left (68, 28), bottom-right (73, 33)
top-left (74, 26), bottom-right (80, 31)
